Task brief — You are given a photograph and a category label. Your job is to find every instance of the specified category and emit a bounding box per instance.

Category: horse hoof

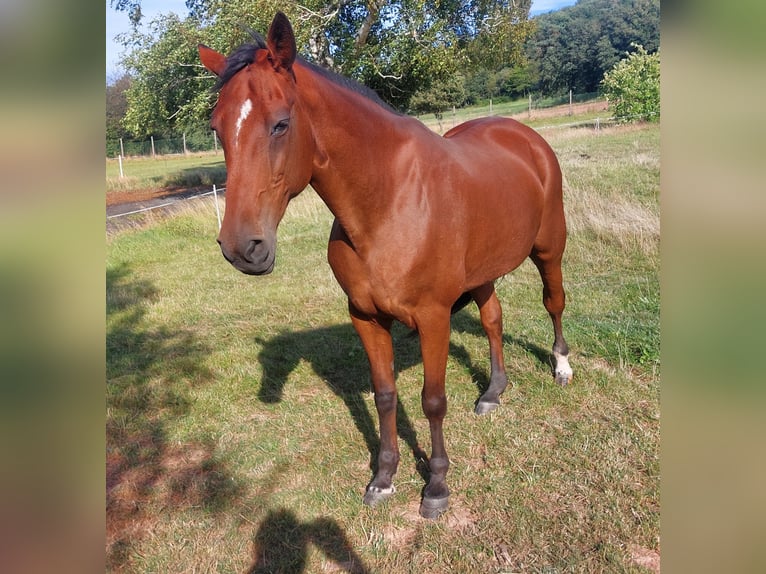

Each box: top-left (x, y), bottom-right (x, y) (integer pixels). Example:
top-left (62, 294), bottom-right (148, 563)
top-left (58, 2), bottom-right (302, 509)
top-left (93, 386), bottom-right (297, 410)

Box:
top-left (474, 400), bottom-right (500, 415)
top-left (363, 485), bottom-right (395, 507)
top-left (555, 371), bottom-right (572, 386)
top-left (419, 495), bottom-right (449, 519)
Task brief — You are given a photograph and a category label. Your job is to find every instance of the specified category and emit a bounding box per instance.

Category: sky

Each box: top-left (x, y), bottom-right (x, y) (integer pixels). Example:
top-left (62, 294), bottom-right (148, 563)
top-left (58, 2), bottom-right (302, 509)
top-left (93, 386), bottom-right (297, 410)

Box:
top-left (106, 0), bottom-right (578, 79)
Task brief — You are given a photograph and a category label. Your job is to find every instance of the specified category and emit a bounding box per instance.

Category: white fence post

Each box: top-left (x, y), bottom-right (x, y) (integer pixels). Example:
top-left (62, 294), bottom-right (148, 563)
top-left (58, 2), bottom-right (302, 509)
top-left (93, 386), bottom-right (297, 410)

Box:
top-left (118, 154), bottom-right (125, 178)
top-left (213, 184), bottom-right (222, 230)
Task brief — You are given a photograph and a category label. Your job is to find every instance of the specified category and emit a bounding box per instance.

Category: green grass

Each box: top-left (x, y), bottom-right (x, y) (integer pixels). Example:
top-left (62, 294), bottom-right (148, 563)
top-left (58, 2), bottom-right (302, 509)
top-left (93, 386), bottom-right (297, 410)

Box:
top-left (107, 122), bottom-right (659, 573)
top-left (106, 151), bottom-right (227, 194)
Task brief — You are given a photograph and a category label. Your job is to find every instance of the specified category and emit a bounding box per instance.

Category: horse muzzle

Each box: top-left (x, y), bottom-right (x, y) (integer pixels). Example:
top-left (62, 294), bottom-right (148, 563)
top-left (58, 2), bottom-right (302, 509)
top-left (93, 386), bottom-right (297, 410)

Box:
top-left (217, 235), bottom-right (276, 275)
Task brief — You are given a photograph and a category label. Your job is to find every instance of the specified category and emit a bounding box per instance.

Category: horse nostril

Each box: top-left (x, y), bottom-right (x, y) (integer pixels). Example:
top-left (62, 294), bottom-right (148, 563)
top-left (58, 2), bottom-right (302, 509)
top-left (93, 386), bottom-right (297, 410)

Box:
top-left (243, 238), bottom-right (264, 263)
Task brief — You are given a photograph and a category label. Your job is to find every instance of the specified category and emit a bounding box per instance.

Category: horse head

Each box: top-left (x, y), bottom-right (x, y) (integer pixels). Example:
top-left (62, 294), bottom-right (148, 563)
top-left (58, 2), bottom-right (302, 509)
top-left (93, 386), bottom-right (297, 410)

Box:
top-left (199, 12), bottom-right (314, 275)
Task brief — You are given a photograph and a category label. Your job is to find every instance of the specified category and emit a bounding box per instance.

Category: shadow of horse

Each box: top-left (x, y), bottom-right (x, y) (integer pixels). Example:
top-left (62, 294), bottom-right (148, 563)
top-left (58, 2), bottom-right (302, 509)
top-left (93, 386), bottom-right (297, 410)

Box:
top-left (255, 311), bottom-right (552, 477)
top-left (256, 323), bottom-right (429, 477)
top-left (449, 308), bottom-right (555, 386)
top-left (238, 461), bottom-right (371, 573)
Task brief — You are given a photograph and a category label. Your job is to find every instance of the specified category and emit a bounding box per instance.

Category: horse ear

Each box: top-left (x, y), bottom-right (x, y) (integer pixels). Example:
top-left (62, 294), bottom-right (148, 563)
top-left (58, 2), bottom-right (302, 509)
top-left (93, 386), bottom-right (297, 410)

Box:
top-left (267, 12), bottom-right (297, 74)
top-left (198, 44), bottom-right (226, 77)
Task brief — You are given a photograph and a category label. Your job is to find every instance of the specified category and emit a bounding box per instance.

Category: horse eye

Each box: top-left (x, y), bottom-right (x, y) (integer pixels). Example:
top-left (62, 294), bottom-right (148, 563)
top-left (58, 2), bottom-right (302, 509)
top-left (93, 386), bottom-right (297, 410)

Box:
top-left (271, 119), bottom-right (289, 137)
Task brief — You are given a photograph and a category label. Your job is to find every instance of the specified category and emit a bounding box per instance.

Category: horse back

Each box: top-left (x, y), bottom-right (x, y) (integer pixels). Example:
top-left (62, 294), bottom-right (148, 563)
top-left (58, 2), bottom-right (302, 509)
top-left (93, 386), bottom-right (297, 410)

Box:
top-left (444, 116), bottom-right (561, 200)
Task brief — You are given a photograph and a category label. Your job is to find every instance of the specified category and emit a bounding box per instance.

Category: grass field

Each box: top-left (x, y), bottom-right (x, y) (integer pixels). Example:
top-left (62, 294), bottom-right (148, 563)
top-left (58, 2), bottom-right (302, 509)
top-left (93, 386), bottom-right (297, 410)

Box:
top-left (106, 152), bottom-right (227, 197)
top-left (107, 119), bottom-right (659, 573)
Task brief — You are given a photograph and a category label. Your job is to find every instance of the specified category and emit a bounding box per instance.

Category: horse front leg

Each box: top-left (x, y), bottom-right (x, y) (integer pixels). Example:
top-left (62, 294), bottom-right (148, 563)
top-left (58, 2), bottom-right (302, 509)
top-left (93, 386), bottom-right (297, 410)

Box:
top-left (348, 304), bottom-right (399, 507)
top-left (417, 310), bottom-right (452, 519)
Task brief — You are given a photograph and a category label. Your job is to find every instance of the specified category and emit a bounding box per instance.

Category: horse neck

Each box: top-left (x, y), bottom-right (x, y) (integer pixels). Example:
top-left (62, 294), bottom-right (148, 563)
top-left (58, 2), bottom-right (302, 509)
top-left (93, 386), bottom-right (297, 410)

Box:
top-left (295, 62), bottom-right (412, 236)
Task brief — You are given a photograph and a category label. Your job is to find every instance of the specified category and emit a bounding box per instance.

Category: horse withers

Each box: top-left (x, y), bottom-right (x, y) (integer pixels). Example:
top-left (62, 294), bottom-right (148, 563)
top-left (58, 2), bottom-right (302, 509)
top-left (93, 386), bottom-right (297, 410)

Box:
top-left (199, 12), bottom-right (572, 519)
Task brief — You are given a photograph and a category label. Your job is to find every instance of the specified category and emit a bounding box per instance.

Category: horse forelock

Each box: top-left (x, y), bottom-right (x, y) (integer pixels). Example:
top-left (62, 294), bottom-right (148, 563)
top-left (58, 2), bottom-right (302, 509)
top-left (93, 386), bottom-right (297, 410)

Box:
top-left (214, 33), bottom-right (268, 92)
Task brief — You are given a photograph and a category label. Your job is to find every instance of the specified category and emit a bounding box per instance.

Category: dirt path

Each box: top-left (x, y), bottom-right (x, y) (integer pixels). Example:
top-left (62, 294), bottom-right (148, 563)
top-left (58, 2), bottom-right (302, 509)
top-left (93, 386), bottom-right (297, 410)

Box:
top-left (106, 187), bottom-right (223, 234)
top-left (512, 99), bottom-right (609, 121)
top-left (106, 187), bottom-right (216, 216)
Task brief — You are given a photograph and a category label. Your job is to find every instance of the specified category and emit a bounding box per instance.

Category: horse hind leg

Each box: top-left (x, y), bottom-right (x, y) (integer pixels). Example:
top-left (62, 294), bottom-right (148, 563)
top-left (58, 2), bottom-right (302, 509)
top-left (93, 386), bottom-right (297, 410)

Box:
top-left (530, 247), bottom-right (573, 386)
top-left (471, 283), bottom-right (510, 415)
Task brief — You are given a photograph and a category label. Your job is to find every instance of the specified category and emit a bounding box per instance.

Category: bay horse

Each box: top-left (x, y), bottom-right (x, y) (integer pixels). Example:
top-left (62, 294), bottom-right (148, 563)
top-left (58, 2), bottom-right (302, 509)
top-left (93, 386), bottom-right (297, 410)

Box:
top-left (199, 12), bottom-right (572, 519)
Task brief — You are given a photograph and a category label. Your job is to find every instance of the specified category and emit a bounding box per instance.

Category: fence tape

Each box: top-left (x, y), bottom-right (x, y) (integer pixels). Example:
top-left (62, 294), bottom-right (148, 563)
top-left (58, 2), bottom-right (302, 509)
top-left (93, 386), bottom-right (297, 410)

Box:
top-left (106, 188), bottom-right (225, 219)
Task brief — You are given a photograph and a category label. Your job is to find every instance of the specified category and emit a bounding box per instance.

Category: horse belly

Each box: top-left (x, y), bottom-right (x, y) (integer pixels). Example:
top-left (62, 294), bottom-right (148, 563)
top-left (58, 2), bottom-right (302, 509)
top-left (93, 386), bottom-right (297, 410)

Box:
top-left (463, 223), bottom-right (539, 288)
top-left (459, 167), bottom-right (544, 287)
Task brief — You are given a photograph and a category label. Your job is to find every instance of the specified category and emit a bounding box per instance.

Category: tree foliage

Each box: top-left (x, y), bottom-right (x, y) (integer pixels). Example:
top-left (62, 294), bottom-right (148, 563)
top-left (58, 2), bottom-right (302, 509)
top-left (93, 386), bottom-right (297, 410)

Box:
top-left (106, 74), bottom-right (132, 141)
top-left (110, 0), bottom-right (144, 26)
top-left (465, 0), bottom-right (536, 71)
top-left (119, 13), bottom-right (211, 138)
top-left (110, 0), bottom-right (661, 138)
top-left (409, 73), bottom-right (467, 117)
top-left (462, 63), bottom-right (537, 104)
top-left (112, 0), bottom-right (536, 136)
top-left (528, 0), bottom-right (660, 94)
top-left (601, 43), bottom-right (659, 122)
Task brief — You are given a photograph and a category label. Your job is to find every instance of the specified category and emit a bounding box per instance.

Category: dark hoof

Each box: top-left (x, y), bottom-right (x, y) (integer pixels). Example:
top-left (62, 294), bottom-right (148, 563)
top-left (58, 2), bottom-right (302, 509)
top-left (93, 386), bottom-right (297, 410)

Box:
top-left (419, 495), bottom-right (449, 519)
top-left (475, 400), bottom-right (500, 415)
top-left (363, 485), bottom-right (395, 507)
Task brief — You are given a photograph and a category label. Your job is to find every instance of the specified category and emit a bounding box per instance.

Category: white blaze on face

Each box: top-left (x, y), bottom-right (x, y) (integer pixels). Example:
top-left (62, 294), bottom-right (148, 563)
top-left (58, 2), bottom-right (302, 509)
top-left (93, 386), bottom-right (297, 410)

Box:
top-left (235, 98), bottom-right (253, 144)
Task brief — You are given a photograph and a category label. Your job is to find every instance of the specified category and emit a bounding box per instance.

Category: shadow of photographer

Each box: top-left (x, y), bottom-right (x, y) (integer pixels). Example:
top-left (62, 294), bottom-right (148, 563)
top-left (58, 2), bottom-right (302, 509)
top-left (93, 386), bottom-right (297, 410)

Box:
top-left (247, 507), bottom-right (371, 574)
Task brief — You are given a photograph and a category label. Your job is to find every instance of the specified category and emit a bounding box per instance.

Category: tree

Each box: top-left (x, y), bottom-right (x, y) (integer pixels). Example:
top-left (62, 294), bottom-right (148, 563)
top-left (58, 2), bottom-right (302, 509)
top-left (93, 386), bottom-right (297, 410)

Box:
top-left (120, 13), bottom-right (212, 137)
top-left (110, 0), bottom-right (143, 26)
top-left (409, 73), bottom-right (467, 119)
top-left (601, 43), bottom-right (659, 122)
top-left (465, 0), bottom-right (536, 71)
top-left (496, 64), bottom-right (537, 99)
top-left (528, 0), bottom-right (660, 94)
top-left (112, 0), bottom-right (536, 134)
top-left (106, 74), bottom-right (131, 142)
top-left (344, 1), bottom-right (466, 109)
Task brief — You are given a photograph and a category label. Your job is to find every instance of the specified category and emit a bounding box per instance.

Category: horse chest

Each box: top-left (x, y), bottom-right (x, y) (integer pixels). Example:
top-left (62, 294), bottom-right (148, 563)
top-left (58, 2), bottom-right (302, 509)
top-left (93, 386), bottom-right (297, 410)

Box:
top-left (327, 222), bottom-right (424, 325)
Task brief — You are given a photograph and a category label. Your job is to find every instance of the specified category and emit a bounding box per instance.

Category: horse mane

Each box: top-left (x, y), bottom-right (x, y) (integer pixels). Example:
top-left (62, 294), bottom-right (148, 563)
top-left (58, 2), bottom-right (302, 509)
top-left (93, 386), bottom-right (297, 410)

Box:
top-left (214, 33), bottom-right (399, 114)
top-left (303, 60), bottom-right (400, 114)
